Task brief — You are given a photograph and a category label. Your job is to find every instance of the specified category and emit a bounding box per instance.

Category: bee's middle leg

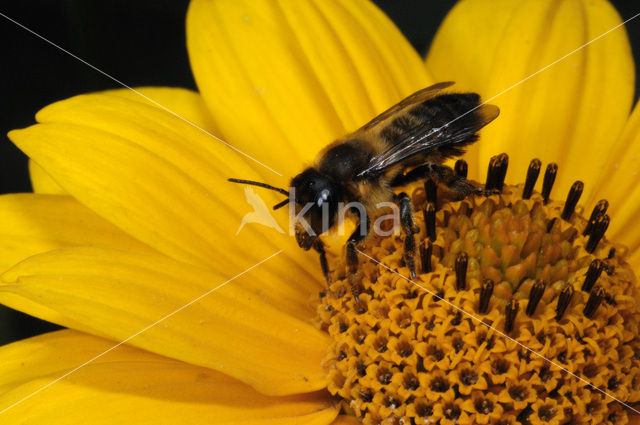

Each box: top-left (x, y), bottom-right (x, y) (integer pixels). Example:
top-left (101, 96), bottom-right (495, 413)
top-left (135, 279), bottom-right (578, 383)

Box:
top-left (346, 210), bottom-right (369, 301)
top-left (394, 192), bottom-right (419, 278)
top-left (391, 163), bottom-right (483, 197)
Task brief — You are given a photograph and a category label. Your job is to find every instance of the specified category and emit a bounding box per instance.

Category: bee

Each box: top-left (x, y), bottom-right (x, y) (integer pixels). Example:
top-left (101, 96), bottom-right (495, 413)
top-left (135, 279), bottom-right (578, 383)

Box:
top-left (230, 82), bottom-right (499, 279)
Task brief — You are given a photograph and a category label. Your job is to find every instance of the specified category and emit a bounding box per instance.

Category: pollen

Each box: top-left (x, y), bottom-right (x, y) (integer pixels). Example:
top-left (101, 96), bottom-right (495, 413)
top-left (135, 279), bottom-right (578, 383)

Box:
top-left (316, 157), bottom-right (640, 425)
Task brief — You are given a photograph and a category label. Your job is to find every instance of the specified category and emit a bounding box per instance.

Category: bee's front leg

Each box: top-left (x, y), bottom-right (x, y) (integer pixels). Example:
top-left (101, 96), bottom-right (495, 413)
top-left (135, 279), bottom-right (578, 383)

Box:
top-left (346, 210), bottom-right (369, 302)
top-left (394, 192), bottom-right (419, 279)
top-left (312, 239), bottom-right (331, 286)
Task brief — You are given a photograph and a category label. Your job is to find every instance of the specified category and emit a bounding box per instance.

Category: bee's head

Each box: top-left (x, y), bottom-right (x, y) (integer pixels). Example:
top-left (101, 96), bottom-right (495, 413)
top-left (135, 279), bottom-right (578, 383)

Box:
top-left (291, 168), bottom-right (341, 250)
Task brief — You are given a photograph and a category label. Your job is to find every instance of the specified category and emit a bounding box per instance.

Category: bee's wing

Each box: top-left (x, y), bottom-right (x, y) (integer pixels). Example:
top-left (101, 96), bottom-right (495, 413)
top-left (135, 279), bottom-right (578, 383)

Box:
top-left (360, 82), bottom-right (455, 131)
top-left (357, 102), bottom-right (499, 178)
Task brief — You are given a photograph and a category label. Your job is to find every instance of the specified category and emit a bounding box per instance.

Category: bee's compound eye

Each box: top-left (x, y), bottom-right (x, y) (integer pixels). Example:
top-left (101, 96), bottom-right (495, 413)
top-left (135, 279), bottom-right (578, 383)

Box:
top-left (317, 189), bottom-right (331, 207)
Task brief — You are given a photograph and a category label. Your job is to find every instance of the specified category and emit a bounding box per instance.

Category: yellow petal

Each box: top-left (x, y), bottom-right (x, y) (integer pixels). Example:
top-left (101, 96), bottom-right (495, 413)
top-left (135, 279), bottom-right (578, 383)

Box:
top-left (28, 87), bottom-right (215, 195)
top-left (426, 0), bottom-right (634, 203)
top-left (0, 193), bottom-right (152, 273)
top-left (1, 247), bottom-right (330, 396)
top-left (28, 161), bottom-right (65, 194)
top-left (0, 331), bottom-right (337, 425)
top-left (187, 0), bottom-right (432, 176)
top-left (9, 93), bottom-right (323, 297)
top-left (425, 0), bottom-right (521, 93)
top-left (0, 193), bottom-right (155, 329)
top-left (599, 102), bottom-right (640, 263)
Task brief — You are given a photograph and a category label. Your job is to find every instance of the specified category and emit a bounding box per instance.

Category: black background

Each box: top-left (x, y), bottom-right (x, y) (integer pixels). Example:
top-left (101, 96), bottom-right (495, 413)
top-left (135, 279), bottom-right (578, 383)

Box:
top-left (0, 0), bottom-right (639, 345)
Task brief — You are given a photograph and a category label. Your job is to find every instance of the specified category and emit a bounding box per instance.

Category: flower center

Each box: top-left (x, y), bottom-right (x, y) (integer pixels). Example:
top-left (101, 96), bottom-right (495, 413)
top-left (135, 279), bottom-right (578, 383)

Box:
top-left (316, 157), bottom-right (640, 425)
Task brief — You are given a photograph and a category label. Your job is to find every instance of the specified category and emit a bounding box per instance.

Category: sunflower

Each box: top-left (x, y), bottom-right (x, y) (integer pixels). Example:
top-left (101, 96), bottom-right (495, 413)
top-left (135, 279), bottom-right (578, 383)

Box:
top-left (1, 0), bottom-right (639, 424)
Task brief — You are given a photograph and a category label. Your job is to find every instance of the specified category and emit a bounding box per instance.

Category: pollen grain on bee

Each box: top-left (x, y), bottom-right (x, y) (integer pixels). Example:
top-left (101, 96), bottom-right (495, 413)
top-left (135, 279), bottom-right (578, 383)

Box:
top-left (355, 248), bottom-right (640, 416)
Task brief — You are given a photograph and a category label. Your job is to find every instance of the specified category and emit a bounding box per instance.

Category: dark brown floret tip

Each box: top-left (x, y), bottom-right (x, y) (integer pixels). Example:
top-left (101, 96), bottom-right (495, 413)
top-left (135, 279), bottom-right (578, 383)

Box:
top-left (423, 202), bottom-right (436, 242)
top-left (582, 259), bottom-right (604, 292)
top-left (522, 158), bottom-right (541, 199)
top-left (485, 153), bottom-right (509, 192)
top-left (455, 251), bottom-right (468, 291)
top-left (541, 162), bottom-right (558, 204)
top-left (454, 158), bottom-right (468, 179)
top-left (583, 199), bottom-right (609, 236)
top-left (583, 286), bottom-right (605, 319)
top-left (561, 180), bottom-right (583, 221)
top-left (585, 214), bottom-right (610, 254)
top-left (526, 280), bottom-right (546, 317)
top-left (505, 299), bottom-right (519, 333)
top-left (555, 284), bottom-right (574, 321)
top-left (478, 278), bottom-right (494, 314)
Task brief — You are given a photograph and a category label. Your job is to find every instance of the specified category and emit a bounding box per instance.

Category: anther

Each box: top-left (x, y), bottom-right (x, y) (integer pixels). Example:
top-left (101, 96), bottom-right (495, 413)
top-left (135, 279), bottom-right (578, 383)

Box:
top-left (561, 181), bottom-right (584, 221)
top-left (478, 279), bottom-right (494, 314)
top-left (522, 158), bottom-right (541, 200)
top-left (585, 214), bottom-right (610, 254)
top-left (455, 252), bottom-right (468, 291)
top-left (583, 199), bottom-right (608, 236)
top-left (581, 259), bottom-right (604, 292)
top-left (454, 159), bottom-right (468, 179)
top-left (555, 284), bottom-right (574, 321)
top-left (541, 163), bottom-right (558, 204)
top-left (526, 280), bottom-right (546, 317)
top-left (583, 286), bottom-right (605, 319)
top-left (496, 153), bottom-right (509, 192)
top-left (505, 299), bottom-right (520, 334)
top-left (425, 179), bottom-right (437, 209)
top-left (424, 203), bottom-right (436, 242)
top-left (420, 240), bottom-right (432, 274)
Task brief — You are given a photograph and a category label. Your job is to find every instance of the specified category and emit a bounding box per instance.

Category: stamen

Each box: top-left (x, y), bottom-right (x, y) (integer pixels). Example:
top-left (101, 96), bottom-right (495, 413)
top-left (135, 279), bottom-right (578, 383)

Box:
top-left (478, 278), bottom-right (494, 314)
top-left (584, 286), bottom-right (605, 319)
top-left (583, 200), bottom-right (608, 236)
top-left (541, 163), bottom-right (558, 204)
top-left (454, 159), bottom-right (468, 178)
top-left (561, 181), bottom-right (584, 221)
top-left (585, 214), bottom-right (610, 254)
top-left (581, 259), bottom-right (604, 292)
top-left (425, 179), bottom-right (437, 208)
top-left (505, 299), bottom-right (520, 334)
top-left (526, 280), bottom-right (546, 317)
top-left (522, 158), bottom-right (541, 199)
top-left (420, 240), bottom-right (432, 274)
top-left (455, 252), bottom-right (468, 291)
top-left (424, 203), bottom-right (436, 242)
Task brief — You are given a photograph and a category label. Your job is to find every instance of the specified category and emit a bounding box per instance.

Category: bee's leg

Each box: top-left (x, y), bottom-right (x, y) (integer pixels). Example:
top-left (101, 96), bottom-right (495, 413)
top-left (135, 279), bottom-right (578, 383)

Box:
top-left (391, 163), bottom-right (485, 197)
top-left (346, 211), bottom-right (369, 302)
top-left (312, 239), bottom-right (331, 286)
top-left (394, 192), bottom-right (419, 278)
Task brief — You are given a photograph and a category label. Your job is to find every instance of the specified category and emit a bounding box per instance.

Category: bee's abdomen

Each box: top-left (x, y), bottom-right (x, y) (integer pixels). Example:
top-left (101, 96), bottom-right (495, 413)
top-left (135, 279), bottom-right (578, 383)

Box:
top-left (381, 93), bottom-right (483, 158)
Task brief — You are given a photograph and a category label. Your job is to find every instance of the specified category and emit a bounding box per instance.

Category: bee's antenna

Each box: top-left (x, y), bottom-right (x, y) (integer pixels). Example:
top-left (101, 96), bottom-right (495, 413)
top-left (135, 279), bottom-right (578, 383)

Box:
top-left (273, 199), bottom-right (290, 210)
top-left (227, 178), bottom-right (290, 196)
